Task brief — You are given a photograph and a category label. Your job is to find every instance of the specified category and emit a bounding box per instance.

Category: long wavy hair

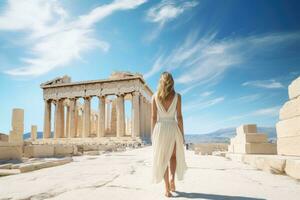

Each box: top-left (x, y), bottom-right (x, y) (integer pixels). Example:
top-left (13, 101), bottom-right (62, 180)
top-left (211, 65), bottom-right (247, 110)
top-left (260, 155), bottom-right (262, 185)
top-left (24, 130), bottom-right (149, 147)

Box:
top-left (157, 71), bottom-right (175, 102)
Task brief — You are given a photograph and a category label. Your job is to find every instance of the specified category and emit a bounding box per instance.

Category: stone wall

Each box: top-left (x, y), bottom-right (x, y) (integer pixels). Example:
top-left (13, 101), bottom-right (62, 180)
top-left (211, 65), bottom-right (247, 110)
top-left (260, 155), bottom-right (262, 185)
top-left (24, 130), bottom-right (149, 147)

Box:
top-left (276, 76), bottom-right (300, 156)
top-left (194, 143), bottom-right (228, 155)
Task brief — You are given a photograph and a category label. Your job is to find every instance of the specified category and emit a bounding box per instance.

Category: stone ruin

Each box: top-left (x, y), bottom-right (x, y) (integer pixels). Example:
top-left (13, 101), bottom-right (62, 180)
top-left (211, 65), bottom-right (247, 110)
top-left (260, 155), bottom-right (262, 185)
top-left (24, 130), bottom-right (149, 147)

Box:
top-left (40, 71), bottom-right (152, 141)
top-left (226, 76), bottom-right (300, 180)
top-left (276, 76), bottom-right (300, 156)
top-left (0, 108), bottom-right (24, 161)
top-left (228, 124), bottom-right (277, 154)
top-left (0, 71), bottom-right (153, 175)
top-left (193, 143), bottom-right (228, 156)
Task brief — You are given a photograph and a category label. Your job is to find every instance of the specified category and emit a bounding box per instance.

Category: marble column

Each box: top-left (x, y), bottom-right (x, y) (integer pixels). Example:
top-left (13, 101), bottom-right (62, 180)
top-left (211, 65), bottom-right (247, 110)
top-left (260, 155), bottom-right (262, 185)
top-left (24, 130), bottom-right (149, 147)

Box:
top-left (60, 100), bottom-right (65, 138)
top-left (98, 95), bottom-right (106, 137)
top-left (116, 94), bottom-right (125, 137)
top-left (43, 99), bottom-right (51, 138)
top-left (54, 99), bottom-right (63, 138)
top-left (78, 108), bottom-right (83, 137)
top-left (65, 105), bottom-right (70, 138)
top-left (139, 95), bottom-right (144, 138)
top-left (111, 99), bottom-right (117, 135)
top-left (69, 98), bottom-right (76, 138)
top-left (131, 91), bottom-right (140, 137)
top-left (83, 97), bottom-right (91, 137)
top-left (31, 125), bottom-right (37, 140)
top-left (105, 101), bottom-right (111, 134)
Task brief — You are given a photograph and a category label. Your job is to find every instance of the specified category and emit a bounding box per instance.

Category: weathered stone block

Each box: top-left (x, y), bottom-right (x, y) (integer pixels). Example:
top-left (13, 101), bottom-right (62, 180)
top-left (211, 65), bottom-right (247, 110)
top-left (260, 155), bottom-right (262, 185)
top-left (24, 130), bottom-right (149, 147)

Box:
top-left (277, 136), bottom-right (300, 156)
top-left (288, 76), bottom-right (300, 99)
top-left (23, 145), bottom-right (54, 158)
top-left (237, 133), bottom-right (268, 143)
top-left (0, 169), bottom-right (20, 176)
top-left (0, 133), bottom-right (8, 142)
top-left (0, 144), bottom-right (23, 160)
top-left (279, 96), bottom-right (300, 120)
top-left (19, 158), bottom-right (73, 173)
top-left (236, 124), bottom-right (257, 135)
top-left (83, 144), bottom-right (99, 151)
top-left (246, 143), bottom-right (277, 154)
top-left (230, 143), bottom-right (276, 154)
top-left (276, 116), bottom-right (300, 138)
top-left (54, 145), bottom-right (74, 156)
top-left (0, 163), bottom-right (12, 169)
top-left (285, 159), bottom-right (300, 180)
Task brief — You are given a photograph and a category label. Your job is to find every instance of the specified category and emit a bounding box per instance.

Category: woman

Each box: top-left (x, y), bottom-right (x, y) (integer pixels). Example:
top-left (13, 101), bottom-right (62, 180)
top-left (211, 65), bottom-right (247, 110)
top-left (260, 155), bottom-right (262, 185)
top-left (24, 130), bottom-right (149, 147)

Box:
top-left (151, 71), bottom-right (188, 197)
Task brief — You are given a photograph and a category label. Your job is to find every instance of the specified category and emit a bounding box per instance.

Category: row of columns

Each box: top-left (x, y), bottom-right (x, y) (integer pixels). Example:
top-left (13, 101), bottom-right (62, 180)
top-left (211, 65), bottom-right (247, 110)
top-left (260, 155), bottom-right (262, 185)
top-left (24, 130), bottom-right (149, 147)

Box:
top-left (43, 92), bottom-right (152, 139)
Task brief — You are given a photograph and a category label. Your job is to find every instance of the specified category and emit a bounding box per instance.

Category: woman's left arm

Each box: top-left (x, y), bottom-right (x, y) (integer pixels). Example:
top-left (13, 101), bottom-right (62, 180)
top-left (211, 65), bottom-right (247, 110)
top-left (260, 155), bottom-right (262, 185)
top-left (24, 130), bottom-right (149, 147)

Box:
top-left (176, 94), bottom-right (185, 144)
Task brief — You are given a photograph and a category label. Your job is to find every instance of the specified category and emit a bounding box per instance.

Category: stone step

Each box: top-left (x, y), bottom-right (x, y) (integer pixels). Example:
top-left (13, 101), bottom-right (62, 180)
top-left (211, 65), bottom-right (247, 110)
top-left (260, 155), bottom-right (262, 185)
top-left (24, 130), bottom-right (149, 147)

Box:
top-left (288, 76), bottom-right (300, 99)
top-left (279, 96), bottom-right (300, 120)
top-left (277, 136), bottom-right (300, 156)
top-left (236, 124), bottom-right (257, 135)
top-left (285, 159), bottom-right (300, 180)
top-left (276, 116), bottom-right (300, 138)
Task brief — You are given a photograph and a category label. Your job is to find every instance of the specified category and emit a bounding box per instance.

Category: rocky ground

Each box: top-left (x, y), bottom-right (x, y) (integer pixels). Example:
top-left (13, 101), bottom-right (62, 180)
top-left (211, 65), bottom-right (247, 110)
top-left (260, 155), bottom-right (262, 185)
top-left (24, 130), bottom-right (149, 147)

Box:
top-left (0, 146), bottom-right (300, 200)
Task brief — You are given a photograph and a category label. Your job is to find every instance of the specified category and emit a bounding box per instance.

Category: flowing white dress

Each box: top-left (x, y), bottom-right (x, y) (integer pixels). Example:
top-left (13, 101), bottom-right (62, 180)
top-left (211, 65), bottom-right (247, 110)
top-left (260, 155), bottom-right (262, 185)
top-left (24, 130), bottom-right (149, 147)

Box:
top-left (151, 91), bottom-right (188, 184)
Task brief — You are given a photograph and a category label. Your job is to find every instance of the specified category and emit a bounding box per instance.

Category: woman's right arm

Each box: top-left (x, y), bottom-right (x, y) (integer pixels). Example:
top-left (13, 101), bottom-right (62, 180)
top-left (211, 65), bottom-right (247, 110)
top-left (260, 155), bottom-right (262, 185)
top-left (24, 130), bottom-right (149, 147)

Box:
top-left (151, 96), bottom-right (157, 136)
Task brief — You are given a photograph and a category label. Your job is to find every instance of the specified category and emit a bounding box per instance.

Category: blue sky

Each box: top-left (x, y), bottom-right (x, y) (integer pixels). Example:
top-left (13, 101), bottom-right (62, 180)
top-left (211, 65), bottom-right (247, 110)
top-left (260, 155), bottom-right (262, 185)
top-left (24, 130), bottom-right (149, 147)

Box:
top-left (0, 0), bottom-right (300, 134)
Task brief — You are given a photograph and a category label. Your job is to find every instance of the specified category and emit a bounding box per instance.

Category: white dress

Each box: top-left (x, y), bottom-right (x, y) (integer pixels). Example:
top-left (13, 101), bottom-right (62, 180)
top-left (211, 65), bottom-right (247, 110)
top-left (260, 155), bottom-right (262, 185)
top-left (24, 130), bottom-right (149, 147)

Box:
top-left (151, 91), bottom-right (188, 184)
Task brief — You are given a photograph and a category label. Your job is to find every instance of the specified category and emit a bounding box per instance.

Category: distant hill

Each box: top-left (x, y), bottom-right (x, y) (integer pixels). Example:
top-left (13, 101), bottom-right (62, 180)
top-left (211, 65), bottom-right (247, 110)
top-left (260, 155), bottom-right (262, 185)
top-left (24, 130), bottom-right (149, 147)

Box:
top-left (23, 132), bottom-right (50, 139)
top-left (185, 127), bottom-right (277, 144)
top-left (23, 126), bottom-right (277, 144)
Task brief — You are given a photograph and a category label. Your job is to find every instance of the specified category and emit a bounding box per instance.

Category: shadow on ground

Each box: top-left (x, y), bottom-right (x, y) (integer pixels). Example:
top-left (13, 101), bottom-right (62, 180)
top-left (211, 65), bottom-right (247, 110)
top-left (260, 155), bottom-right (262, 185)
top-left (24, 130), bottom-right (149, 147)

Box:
top-left (173, 191), bottom-right (266, 200)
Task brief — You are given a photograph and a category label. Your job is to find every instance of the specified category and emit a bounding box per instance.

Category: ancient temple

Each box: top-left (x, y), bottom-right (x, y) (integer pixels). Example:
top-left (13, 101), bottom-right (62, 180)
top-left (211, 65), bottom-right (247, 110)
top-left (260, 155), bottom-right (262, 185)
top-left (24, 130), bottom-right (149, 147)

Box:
top-left (40, 71), bottom-right (153, 141)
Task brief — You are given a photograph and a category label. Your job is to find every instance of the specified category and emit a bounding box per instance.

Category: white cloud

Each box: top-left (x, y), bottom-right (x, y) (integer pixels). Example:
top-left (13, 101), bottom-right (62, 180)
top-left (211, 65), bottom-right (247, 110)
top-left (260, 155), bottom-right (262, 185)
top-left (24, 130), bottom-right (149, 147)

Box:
top-left (200, 91), bottom-right (213, 97)
top-left (145, 0), bottom-right (198, 41)
top-left (226, 106), bottom-right (280, 122)
top-left (0, 0), bottom-right (147, 76)
top-left (183, 96), bottom-right (224, 112)
top-left (145, 31), bottom-right (300, 93)
top-left (146, 0), bottom-right (198, 26)
top-left (251, 106), bottom-right (280, 117)
top-left (236, 94), bottom-right (261, 102)
top-left (242, 79), bottom-right (285, 89)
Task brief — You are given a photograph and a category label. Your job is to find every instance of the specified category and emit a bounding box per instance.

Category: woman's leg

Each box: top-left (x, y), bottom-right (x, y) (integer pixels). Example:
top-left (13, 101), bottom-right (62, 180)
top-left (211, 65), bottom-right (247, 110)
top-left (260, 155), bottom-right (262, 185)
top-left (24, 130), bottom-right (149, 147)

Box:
top-left (170, 143), bottom-right (176, 191)
top-left (164, 166), bottom-right (171, 197)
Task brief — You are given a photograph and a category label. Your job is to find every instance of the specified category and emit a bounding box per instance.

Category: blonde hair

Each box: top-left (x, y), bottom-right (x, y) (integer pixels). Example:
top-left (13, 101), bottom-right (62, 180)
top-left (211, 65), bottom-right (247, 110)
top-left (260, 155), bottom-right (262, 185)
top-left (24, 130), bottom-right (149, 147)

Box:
top-left (157, 71), bottom-right (174, 102)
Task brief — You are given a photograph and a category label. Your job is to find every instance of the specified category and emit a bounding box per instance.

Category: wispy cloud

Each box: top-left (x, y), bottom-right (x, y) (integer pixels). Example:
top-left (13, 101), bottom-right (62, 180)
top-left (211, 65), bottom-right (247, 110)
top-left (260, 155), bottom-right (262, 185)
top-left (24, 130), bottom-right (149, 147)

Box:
top-left (225, 106), bottom-right (280, 122)
top-left (0, 0), bottom-right (147, 76)
top-left (145, 0), bottom-right (198, 41)
top-left (200, 91), bottom-right (214, 97)
top-left (183, 96), bottom-right (224, 112)
top-left (242, 79), bottom-right (285, 89)
top-left (236, 94), bottom-right (261, 102)
top-left (145, 31), bottom-right (300, 93)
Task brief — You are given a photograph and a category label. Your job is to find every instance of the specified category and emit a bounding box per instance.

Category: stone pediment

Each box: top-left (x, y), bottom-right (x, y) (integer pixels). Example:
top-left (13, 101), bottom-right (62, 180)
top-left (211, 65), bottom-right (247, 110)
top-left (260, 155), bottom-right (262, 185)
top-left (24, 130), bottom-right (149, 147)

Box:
top-left (109, 71), bottom-right (143, 79)
top-left (41, 75), bottom-right (71, 87)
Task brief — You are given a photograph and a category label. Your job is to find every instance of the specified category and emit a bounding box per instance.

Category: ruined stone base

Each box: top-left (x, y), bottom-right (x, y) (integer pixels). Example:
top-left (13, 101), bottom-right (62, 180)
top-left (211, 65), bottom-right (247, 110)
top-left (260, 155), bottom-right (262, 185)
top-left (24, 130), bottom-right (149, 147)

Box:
top-left (193, 143), bottom-right (228, 155)
top-left (0, 142), bottom-right (22, 160)
top-left (226, 153), bottom-right (300, 180)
